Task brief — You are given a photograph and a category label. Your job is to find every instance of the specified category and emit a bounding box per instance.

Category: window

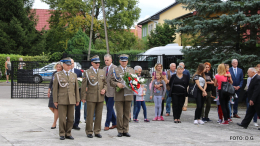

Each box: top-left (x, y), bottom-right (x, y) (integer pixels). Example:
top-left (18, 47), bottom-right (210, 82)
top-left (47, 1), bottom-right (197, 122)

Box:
top-left (154, 21), bottom-right (158, 30)
top-left (143, 26), bottom-right (147, 37)
top-left (148, 24), bottom-right (153, 35)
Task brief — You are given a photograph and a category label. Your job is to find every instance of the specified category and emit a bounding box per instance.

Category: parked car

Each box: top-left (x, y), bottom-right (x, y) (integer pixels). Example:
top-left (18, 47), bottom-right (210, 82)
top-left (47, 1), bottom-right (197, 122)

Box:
top-left (33, 62), bottom-right (82, 83)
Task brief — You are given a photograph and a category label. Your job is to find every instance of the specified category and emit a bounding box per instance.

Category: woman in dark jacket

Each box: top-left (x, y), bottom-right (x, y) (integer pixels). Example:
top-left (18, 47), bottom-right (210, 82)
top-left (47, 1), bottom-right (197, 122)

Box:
top-left (48, 62), bottom-right (63, 129)
top-left (169, 65), bottom-right (189, 123)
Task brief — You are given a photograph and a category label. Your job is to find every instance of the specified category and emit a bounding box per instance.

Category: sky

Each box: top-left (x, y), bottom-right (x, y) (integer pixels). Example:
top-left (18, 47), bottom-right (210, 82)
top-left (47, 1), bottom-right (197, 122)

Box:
top-left (32, 0), bottom-right (176, 25)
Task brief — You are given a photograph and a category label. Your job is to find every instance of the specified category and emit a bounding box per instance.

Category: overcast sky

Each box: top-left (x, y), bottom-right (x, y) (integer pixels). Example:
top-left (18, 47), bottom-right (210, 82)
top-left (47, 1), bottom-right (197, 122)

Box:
top-left (32, 0), bottom-right (175, 25)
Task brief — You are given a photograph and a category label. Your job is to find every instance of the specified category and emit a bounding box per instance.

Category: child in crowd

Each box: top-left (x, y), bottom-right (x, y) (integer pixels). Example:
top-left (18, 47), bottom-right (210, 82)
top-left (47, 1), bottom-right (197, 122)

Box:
top-left (150, 73), bottom-right (166, 121)
top-left (133, 85), bottom-right (150, 123)
top-left (215, 87), bottom-right (223, 123)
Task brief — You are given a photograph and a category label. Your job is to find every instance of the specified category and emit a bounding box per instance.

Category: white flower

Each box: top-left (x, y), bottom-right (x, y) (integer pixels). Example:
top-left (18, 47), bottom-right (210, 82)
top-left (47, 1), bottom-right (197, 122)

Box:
top-left (131, 74), bottom-right (137, 78)
top-left (136, 77), bottom-right (140, 81)
top-left (77, 78), bottom-right (82, 82)
top-left (140, 78), bottom-right (145, 82)
top-left (132, 80), bottom-right (138, 85)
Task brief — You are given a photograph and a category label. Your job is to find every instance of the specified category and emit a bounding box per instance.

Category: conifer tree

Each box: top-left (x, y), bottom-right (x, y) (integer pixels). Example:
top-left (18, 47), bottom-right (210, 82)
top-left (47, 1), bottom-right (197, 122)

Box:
top-left (166, 0), bottom-right (260, 72)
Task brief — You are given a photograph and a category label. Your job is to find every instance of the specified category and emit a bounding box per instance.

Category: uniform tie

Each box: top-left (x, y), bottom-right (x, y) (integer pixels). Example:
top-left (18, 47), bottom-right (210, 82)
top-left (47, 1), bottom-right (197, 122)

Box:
top-left (106, 67), bottom-right (109, 76)
top-left (66, 71), bottom-right (69, 79)
top-left (123, 69), bottom-right (126, 73)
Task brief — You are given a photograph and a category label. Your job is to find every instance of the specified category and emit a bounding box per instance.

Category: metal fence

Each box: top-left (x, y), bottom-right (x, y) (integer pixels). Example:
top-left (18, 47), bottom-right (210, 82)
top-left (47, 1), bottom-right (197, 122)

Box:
top-left (11, 54), bottom-right (183, 99)
top-left (64, 53), bottom-right (183, 72)
top-left (11, 61), bottom-right (53, 98)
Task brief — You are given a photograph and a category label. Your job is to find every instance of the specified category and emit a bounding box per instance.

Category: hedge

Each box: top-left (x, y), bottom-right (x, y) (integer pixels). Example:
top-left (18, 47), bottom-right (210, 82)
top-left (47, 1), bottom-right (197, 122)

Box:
top-left (89, 49), bottom-right (144, 56)
top-left (0, 54), bottom-right (49, 79)
top-left (0, 50), bottom-right (145, 79)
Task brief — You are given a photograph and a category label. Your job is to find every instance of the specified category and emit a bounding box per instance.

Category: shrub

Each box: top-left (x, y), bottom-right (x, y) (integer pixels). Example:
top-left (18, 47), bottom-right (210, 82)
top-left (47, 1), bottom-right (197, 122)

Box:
top-left (0, 54), bottom-right (49, 79)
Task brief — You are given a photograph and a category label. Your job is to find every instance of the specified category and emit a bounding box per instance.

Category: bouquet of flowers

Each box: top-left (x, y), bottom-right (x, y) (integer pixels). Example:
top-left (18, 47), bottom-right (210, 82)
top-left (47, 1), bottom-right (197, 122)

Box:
top-left (77, 78), bottom-right (82, 88)
top-left (116, 72), bottom-right (147, 93)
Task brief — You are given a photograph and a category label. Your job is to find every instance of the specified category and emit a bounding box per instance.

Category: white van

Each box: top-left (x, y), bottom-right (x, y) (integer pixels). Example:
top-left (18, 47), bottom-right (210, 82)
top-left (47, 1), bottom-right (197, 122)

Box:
top-left (138, 44), bottom-right (191, 74)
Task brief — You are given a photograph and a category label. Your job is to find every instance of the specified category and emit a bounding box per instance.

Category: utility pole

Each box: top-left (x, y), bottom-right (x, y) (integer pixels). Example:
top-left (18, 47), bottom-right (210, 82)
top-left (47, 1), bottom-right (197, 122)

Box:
top-left (101, 0), bottom-right (110, 54)
top-left (88, 0), bottom-right (96, 61)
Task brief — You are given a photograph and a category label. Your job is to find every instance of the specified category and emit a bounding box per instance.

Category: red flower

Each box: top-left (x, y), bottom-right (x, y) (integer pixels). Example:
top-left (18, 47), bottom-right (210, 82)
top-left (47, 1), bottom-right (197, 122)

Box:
top-left (137, 83), bottom-right (140, 89)
top-left (128, 77), bottom-right (132, 81)
top-left (134, 78), bottom-right (138, 82)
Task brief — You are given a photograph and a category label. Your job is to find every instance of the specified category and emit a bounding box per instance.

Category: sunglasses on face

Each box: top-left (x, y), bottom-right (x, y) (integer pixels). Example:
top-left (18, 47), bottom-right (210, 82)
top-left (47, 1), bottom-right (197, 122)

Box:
top-left (94, 62), bottom-right (100, 64)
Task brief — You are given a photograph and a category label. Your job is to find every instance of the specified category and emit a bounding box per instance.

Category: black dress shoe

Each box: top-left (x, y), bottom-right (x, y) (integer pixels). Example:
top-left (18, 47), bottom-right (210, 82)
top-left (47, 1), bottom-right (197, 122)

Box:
top-left (117, 133), bottom-right (123, 137)
top-left (123, 133), bottom-right (131, 137)
top-left (174, 121), bottom-right (178, 123)
top-left (60, 136), bottom-right (65, 140)
top-left (51, 126), bottom-right (56, 129)
top-left (237, 123), bottom-right (247, 129)
top-left (87, 134), bottom-right (93, 138)
top-left (258, 128), bottom-right (260, 130)
top-left (95, 134), bottom-right (102, 138)
top-left (65, 136), bottom-right (74, 140)
top-left (178, 121), bottom-right (181, 123)
top-left (72, 126), bottom-right (81, 130)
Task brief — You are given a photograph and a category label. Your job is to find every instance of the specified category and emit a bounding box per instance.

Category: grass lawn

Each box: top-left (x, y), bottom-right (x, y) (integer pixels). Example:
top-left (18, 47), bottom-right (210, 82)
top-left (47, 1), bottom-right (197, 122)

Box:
top-left (0, 80), bottom-right (15, 83)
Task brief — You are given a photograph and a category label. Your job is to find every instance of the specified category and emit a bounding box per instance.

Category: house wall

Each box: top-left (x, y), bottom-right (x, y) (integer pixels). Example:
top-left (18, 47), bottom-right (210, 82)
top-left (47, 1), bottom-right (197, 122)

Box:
top-left (142, 23), bottom-right (148, 42)
top-left (158, 3), bottom-right (193, 46)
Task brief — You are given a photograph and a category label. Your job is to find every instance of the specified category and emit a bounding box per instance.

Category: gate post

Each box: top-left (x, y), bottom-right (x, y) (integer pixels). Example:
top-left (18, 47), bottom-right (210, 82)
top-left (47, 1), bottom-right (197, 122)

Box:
top-left (11, 61), bottom-right (14, 98)
top-left (162, 54), bottom-right (165, 69)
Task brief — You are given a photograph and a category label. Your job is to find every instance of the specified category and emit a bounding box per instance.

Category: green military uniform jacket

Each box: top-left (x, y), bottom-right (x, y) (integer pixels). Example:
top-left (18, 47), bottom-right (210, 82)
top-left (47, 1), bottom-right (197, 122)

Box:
top-left (53, 71), bottom-right (80, 105)
top-left (110, 66), bottom-right (135, 102)
top-left (81, 68), bottom-right (107, 102)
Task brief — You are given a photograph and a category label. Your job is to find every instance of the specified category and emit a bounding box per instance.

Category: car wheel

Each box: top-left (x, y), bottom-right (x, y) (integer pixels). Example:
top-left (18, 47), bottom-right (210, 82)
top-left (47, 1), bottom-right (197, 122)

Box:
top-left (34, 75), bottom-right (42, 83)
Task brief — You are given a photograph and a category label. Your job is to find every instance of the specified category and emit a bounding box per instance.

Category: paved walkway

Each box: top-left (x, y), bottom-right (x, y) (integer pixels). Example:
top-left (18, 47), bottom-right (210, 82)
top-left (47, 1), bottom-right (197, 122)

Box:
top-left (0, 86), bottom-right (259, 146)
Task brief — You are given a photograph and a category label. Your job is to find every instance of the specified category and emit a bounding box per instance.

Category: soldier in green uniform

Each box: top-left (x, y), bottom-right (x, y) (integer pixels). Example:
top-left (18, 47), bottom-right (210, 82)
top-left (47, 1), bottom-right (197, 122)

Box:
top-left (81, 55), bottom-right (107, 138)
top-left (53, 58), bottom-right (80, 140)
top-left (110, 54), bottom-right (135, 137)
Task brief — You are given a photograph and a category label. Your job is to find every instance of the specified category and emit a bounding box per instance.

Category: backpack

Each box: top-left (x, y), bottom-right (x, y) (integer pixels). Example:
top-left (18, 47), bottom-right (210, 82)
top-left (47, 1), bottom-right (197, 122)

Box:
top-left (187, 75), bottom-right (199, 98)
top-left (187, 83), bottom-right (197, 98)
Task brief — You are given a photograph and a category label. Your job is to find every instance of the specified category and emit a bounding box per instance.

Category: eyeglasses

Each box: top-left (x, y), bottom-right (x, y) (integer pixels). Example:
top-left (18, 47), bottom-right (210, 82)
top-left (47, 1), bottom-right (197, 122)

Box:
top-left (94, 62), bottom-right (100, 64)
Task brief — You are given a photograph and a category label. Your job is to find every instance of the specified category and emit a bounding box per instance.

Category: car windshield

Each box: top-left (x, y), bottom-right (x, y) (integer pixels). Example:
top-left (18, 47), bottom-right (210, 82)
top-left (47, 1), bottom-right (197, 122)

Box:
top-left (44, 64), bottom-right (55, 71)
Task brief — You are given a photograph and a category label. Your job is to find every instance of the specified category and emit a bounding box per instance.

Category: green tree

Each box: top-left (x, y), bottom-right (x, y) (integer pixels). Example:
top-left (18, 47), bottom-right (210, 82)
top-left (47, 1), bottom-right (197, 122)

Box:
top-left (44, 0), bottom-right (101, 54)
top-left (66, 28), bottom-right (94, 54)
top-left (0, 0), bottom-right (46, 55)
top-left (166, 0), bottom-right (260, 72)
top-left (147, 23), bottom-right (176, 48)
top-left (95, 29), bottom-right (143, 52)
top-left (43, 0), bottom-right (141, 51)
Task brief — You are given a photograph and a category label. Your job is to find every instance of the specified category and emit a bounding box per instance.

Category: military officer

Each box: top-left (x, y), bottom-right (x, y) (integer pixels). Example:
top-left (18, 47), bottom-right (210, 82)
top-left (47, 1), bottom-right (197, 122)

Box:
top-left (81, 55), bottom-right (107, 138)
top-left (53, 58), bottom-right (80, 140)
top-left (110, 54), bottom-right (135, 137)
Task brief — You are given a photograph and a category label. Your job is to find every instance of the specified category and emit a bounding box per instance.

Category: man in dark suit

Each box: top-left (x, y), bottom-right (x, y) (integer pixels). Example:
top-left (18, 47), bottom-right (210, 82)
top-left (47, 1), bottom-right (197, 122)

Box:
top-left (229, 59), bottom-right (243, 118)
top-left (237, 68), bottom-right (260, 129)
top-left (70, 59), bottom-right (83, 130)
top-left (179, 62), bottom-right (190, 111)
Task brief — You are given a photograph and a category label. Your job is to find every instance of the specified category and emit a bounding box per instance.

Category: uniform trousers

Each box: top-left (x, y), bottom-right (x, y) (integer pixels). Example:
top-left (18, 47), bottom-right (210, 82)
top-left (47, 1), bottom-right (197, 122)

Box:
top-left (115, 101), bottom-right (131, 133)
top-left (58, 105), bottom-right (75, 137)
top-left (85, 102), bottom-right (103, 135)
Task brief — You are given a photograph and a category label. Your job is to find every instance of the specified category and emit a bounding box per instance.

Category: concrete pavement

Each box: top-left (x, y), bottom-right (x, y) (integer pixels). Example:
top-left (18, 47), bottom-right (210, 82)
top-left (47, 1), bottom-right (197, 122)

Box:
top-left (0, 86), bottom-right (259, 146)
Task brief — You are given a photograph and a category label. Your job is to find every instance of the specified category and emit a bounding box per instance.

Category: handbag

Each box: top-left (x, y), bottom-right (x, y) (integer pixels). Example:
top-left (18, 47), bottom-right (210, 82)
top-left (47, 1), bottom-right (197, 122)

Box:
top-left (221, 77), bottom-right (235, 96)
top-left (188, 83), bottom-right (197, 98)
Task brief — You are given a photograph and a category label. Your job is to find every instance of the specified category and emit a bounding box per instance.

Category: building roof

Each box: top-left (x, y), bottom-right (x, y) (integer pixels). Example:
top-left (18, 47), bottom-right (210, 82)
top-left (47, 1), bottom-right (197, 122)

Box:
top-left (137, 2), bottom-right (179, 25)
top-left (34, 9), bottom-right (52, 31)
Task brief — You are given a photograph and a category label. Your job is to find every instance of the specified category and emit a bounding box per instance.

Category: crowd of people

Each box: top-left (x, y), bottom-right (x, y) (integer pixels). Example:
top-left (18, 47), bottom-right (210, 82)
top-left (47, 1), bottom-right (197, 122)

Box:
top-left (46, 55), bottom-right (260, 140)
